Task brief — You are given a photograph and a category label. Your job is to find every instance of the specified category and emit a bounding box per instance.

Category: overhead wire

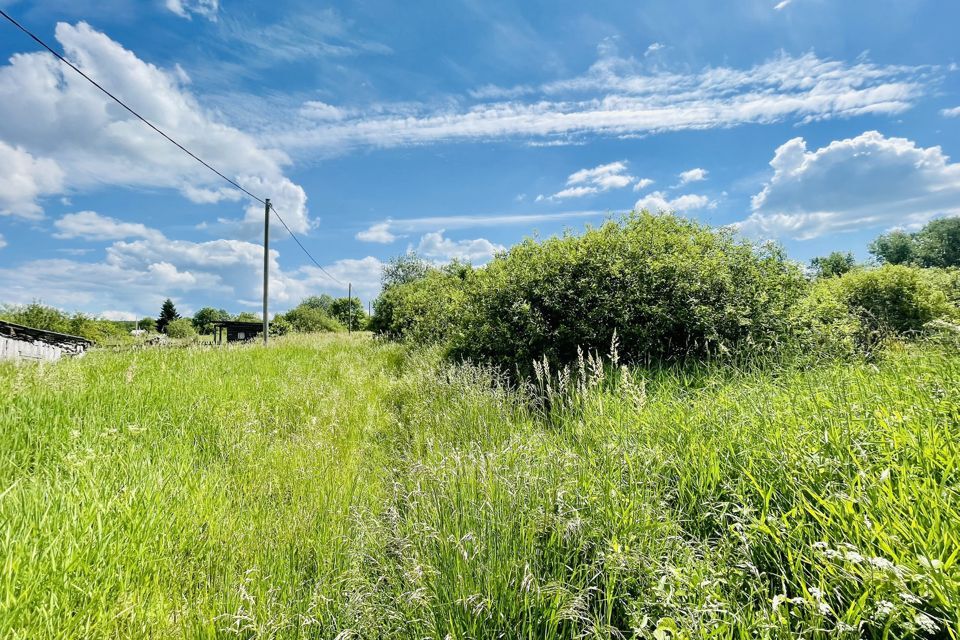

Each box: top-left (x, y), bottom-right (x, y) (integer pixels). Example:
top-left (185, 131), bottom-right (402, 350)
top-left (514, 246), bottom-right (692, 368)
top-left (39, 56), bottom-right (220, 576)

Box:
top-left (0, 7), bottom-right (344, 286)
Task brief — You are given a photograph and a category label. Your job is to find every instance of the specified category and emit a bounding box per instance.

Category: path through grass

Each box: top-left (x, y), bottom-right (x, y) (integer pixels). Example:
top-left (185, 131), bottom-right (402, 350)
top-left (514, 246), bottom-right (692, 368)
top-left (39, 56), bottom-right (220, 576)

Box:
top-left (1, 335), bottom-right (958, 638)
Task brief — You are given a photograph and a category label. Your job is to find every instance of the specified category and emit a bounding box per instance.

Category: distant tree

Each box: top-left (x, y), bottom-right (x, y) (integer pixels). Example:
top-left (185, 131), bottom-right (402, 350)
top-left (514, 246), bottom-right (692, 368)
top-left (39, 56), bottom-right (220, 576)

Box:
top-left (165, 318), bottom-right (197, 339)
top-left (1, 301), bottom-right (70, 333)
top-left (156, 299), bottom-right (180, 334)
top-left (283, 305), bottom-right (343, 333)
top-left (382, 253), bottom-right (432, 290)
top-left (330, 297), bottom-right (364, 330)
top-left (869, 229), bottom-right (917, 265)
top-left (192, 307), bottom-right (229, 334)
top-left (299, 295), bottom-right (335, 313)
top-left (138, 317), bottom-right (156, 332)
top-left (810, 251), bottom-right (856, 278)
top-left (914, 216), bottom-right (960, 267)
top-left (235, 311), bottom-right (261, 322)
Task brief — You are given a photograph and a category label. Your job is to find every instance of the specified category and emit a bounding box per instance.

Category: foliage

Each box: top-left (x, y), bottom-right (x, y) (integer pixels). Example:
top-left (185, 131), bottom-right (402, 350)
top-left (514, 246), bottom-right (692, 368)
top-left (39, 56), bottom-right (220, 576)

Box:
top-left (793, 264), bottom-right (954, 354)
top-left (191, 307), bottom-right (230, 334)
top-left (914, 216), bottom-right (960, 267)
top-left (869, 229), bottom-right (916, 265)
top-left (0, 302), bottom-right (131, 345)
top-left (374, 213), bottom-right (808, 374)
top-left (165, 318), bottom-right (197, 340)
top-left (809, 251), bottom-right (856, 278)
top-left (382, 252), bottom-right (432, 289)
top-left (269, 315), bottom-right (292, 336)
top-left (138, 317), bottom-right (156, 332)
top-left (299, 294), bottom-right (335, 313)
top-left (283, 303), bottom-right (344, 333)
top-left (870, 217), bottom-right (960, 267)
top-left (234, 311), bottom-right (261, 323)
top-left (330, 296), bottom-right (365, 330)
top-left (2, 335), bottom-right (958, 638)
top-left (156, 298), bottom-right (180, 334)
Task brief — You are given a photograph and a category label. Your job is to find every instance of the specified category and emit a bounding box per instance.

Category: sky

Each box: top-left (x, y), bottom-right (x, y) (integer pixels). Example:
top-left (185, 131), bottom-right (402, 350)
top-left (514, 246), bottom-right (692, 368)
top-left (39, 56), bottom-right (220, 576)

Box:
top-left (0, 0), bottom-right (959, 320)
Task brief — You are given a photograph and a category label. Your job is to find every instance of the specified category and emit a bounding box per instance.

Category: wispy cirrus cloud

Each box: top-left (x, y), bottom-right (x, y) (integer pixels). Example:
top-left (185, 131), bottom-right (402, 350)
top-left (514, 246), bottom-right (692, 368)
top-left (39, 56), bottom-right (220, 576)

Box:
top-left (165, 0), bottom-right (219, 21)
top-left (271, 51), bottom-right (937, 153)
top-left (355, 209), bottom-right (610, 241)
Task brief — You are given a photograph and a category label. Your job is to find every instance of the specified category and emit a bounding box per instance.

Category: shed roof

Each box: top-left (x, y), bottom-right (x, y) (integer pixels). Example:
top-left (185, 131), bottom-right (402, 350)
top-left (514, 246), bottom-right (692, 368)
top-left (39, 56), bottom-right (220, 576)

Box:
top-left (211, 320), bottom-right (264, 330)
top-left (0, 320), bottom-right (94, 347)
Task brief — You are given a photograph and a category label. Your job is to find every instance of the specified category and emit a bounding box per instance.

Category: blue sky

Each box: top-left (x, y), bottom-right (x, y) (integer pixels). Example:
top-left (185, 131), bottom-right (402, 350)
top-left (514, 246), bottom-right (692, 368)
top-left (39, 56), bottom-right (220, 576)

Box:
top-left (1, 0), bottom-right (959, 319)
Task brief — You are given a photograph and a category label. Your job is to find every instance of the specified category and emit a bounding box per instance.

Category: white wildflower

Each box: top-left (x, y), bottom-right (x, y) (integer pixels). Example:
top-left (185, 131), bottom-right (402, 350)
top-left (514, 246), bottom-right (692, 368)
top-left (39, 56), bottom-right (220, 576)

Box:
top-left (914, 612), bottom-right (939, 634)
top-left (874, 600), bottom-right (895, 618)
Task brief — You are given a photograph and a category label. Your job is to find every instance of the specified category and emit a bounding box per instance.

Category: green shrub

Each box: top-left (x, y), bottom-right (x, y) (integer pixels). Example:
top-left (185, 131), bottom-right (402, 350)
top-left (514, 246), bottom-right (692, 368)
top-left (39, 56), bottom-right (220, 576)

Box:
top-left (794, 264), bottom-right (954, 354)
top-left (269, 315), bottom-right (292, 336)
top-left (372, 262), bottom-right (473, 343)
top-left (283, 305), bottom-right (344, 333)
top-left (374, 212), bottom-right (808, 373)
top-left (165, 318), bottom-right (197, 339)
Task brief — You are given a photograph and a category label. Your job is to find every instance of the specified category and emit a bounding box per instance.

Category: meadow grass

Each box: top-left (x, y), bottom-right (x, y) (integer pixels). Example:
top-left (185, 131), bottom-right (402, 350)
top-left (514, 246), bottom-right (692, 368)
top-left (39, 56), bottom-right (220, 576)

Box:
top-left (1, 335), bottom-right (958, 638)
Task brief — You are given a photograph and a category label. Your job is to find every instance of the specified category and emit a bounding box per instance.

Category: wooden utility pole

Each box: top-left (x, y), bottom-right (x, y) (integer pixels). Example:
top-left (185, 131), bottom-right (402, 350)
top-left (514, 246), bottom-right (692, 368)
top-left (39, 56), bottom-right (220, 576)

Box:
top-left (347, 282), bottom-right (352, 334)
top-left (262, 198), bottom-right (270, 345)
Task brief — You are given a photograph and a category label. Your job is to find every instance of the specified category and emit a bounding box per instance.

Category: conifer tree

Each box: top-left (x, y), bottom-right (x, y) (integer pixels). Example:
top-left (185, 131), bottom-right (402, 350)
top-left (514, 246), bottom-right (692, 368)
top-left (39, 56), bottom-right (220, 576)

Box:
top-left (157, 298), bottom-right (180, 334)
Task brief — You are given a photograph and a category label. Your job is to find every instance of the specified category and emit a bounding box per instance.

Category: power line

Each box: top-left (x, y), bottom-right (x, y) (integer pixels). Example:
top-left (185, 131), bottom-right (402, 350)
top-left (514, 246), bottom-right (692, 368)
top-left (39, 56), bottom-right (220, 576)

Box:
top-left (269, 203), bottom-right (344, 284)
top-left (0, 8), bottom-right (343, 286)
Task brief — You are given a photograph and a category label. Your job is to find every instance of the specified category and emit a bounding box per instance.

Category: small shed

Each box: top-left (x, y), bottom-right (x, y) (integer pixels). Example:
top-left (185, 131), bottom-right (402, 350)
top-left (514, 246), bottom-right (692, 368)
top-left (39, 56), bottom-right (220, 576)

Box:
top-left (212, 320), bottom-right (263, 344)
top-left (0, 320), bottom-right (94, 362)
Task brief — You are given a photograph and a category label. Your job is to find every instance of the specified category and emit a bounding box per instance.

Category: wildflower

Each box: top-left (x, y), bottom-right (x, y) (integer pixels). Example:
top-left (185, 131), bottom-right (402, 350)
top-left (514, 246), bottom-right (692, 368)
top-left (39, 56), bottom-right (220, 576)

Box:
top-left (914, 613), bottom-right (939, 634)
top-left (868, 556), bottom-right (896, 572)
top-left (844, 550), bottom-right (864, 564)
top-left (874, 600), bottom-right (895, 618)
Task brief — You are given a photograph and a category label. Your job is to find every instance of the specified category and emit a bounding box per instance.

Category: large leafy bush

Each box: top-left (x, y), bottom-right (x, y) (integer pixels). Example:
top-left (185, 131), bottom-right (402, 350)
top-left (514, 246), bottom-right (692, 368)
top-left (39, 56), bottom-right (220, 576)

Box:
top-left (374, 213), bottom-right (808, 373)
top-left (793, 264), bottom-right (954, 354)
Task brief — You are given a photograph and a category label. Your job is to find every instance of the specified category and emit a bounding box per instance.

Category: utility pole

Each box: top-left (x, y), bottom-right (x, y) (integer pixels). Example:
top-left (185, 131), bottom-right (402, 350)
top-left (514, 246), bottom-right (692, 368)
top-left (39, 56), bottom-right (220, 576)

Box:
top-left (347, 282), bottom-right (352, 334)
top-left (262, 198), bottom-right (270, 345)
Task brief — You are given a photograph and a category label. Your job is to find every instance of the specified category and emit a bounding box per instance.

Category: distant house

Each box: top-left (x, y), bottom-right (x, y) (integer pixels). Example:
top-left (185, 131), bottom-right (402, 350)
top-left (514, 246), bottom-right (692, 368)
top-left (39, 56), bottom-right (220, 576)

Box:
top-left (130, 329), bottom-right (147, 337)
top-left (0, 320), bottom-right (94, 362)
top-left (212, 320), bottom-right (263, 344)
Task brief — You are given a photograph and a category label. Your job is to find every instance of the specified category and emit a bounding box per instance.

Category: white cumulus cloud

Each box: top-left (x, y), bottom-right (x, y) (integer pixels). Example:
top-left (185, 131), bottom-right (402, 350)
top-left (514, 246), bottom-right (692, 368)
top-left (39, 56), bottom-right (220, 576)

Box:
top-left (0, 141), bottom-right (64, 219)
top-left (635, 191), bottom-right (714, 212)
top-left (738, 131), bottom-right (960, 239)
top-left (942, 106), bottom-right (960, 118)
top-left (0, 21), bottom-right (307, 232)
top-left (355, 221), bottom-right (397, 243)
top-left (416, 231), bottom-right (505, 263)
top-left (548, 161), bottom-right (636, 199)
top-left (677, 168), bottom-right (708, 185)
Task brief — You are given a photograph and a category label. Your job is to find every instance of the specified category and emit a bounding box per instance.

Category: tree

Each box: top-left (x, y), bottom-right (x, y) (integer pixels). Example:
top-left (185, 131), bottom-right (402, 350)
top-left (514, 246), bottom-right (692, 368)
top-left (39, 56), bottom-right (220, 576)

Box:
top-left (235, 311), bottom-right (260, 322)
top-left (382, 253), bottom-right (432, 289)
top-left (300, 295), bottom-right (335, 313)
top-left (869, 229), bottom-right (917, 265)
top-left (192, 307), bottom-right (229, 334)
top-left (138, 317), bottom-right (156, 332)
top-left (330, 297), bottom-right (364, 330)
top-left (283, 305), bottom-right (343, 333)
top-left (914, 216), bottom-right (960, 267)
top-left (810, 251), bottom-right (856, 278)
top-left (166, 318), bottom-right (197, 339)
top-left (156, 299), bottom-right (180, 334)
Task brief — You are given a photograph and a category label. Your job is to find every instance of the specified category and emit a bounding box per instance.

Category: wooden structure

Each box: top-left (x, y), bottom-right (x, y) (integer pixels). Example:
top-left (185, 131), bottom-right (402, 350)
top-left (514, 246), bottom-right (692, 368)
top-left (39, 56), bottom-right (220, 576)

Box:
top-left (0, 320), bottom-right (94, 362)
top-left (212, 320), bottom-right (263, 344)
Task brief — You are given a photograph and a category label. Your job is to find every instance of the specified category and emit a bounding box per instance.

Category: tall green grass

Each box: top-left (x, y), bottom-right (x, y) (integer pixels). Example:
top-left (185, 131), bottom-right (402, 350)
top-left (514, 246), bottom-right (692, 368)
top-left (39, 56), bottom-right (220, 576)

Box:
top-left (1, 335), bottom-right (958, 638)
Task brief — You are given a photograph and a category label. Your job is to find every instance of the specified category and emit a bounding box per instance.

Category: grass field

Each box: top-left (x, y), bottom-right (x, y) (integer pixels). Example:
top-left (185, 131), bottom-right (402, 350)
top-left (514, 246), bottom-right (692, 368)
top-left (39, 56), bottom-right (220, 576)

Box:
top-left (1, 334), bottom-right (958, 638)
